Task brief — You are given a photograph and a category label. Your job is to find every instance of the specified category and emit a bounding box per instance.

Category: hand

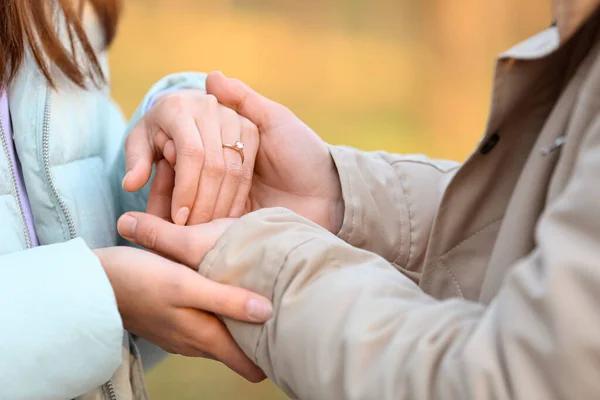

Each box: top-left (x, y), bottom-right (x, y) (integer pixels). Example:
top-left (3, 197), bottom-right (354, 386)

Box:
top-left (94, 246), bottom-right (271, 382)
top-left (117, 212), bottom-right (236, 270)
top-left (205, 72), bottom-right (344, 234)
top-left (122, 89), bottom-right (260, 225)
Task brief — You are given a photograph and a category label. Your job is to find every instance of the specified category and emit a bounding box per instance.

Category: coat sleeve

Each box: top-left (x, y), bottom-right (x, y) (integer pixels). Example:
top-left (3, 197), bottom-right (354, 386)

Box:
top-left (198, 115), bottom-right (600, 400)
top-left (0, 238), bottom-right (124, 400)
top-left (329, 145), bottom-right (458, 281)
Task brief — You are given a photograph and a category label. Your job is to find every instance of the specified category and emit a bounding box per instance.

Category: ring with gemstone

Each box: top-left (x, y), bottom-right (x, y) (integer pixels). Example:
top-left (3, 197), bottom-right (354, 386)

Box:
top-left (222, 140), bottom-right (245, 163)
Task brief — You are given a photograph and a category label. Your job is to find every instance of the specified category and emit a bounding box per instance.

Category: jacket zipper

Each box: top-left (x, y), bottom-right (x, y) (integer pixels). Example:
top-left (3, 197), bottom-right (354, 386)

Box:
top-left (0, 114), bottom-right (32, 248)
top-left (42, 88), bottom-right (77, 239)
top-left (102, 381), bottom-right (118, 400)
top-left (42, 87), bottom-right (116, 400)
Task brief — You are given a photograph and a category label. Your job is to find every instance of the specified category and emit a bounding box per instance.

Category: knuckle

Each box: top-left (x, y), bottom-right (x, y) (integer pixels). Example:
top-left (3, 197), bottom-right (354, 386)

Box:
top-left (203, 159), bottom-right (225, 178)
top-left (240, 167), bottom-right (253, 186)
top-left (162, 93), bottom-right (189, 111)
top-left (220, 105), bottom-right (237, 119)
top-left (178, 141), bottom-right (204, 159)
top-left (201, 94), bottom-right (218, 110)
top-left (189, 210), bottom-right (212, 225)
top-left (138, 224), bottom-right (158, 251)
top-left (241, 116), bottom-right (258, 134)
top-left (225, 163), bottom-right (243, 181)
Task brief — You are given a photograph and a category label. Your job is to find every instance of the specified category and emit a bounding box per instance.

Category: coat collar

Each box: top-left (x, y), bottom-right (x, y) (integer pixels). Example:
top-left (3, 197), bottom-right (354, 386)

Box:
top-left (554, 0), bottom-right (600, 42)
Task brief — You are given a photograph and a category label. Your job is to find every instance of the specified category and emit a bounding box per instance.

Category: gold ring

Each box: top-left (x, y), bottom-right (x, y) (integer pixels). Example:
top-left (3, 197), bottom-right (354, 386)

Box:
top-left (222, 140), bottom-right (245, 163)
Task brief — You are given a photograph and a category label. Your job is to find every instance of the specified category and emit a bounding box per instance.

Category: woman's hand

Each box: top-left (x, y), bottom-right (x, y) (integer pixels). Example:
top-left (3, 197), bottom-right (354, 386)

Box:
top-left (122, 89), bottom-right (260, 225)
top-left (94, 246), bottom-right (271, 382)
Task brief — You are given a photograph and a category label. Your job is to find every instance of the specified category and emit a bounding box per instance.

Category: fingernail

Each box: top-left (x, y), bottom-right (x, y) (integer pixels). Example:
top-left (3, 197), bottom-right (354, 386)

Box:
top-left (175, 207), bottom-right (190, 225)
top-left (121, 171), bottom-right (131, 189)
top-left (246, 299), bottom-right (273, 322)
top-left (118, 215), bottom-right (137, 238)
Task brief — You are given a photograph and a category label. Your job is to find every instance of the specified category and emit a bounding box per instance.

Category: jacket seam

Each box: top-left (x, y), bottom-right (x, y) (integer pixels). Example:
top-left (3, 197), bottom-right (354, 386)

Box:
top-left (428, 217), bottom-right (503, 295)
top-left (439, 217), bottom-right (504, 260)
top-left (439, 259), bottom-right (465, 299)
top-left (390, 159), bottom-right (461, 174)
top-left (395, 165), bottom-right (412, 267)
top-left (253, 237), bottom-right (317, 363)
top-left (345, 160), bottom-right (357, 243)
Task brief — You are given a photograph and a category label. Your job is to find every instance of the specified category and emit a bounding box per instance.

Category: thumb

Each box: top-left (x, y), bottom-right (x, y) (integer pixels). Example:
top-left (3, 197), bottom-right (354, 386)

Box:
top-left (122, 120), bottom-right (155, 192)
top-left (118, 211), bottom-right (236, 268)
top-left (205, 71), bottom-right (290, 130)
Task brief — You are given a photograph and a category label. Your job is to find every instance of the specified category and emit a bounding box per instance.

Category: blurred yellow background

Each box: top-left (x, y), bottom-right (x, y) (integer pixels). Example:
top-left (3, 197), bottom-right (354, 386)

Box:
top-left (109, 1), bottom-right (551, 398)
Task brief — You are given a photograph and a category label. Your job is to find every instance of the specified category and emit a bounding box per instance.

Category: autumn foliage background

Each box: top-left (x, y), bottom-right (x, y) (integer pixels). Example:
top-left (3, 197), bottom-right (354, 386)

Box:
top-left (108, 1), bottom-right (551, 398)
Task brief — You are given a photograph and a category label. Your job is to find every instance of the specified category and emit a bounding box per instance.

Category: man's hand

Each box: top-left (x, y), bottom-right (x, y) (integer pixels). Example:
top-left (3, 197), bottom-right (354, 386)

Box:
top-left (94, 246), bottom-right (271, 382)
top-left (204, 72), bottom-right (344, 234)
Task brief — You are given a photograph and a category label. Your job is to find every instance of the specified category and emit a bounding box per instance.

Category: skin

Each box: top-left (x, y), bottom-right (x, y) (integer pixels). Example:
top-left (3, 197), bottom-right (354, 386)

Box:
top-left (94, 245), bottom-right (269, 382)
top-left (98, 92), bottom-right (271, 382)
top-left (130, 71), bottom-right (345, 235)
top-left (204, 71), bottom-right (345, 234)
top-left (116, 71), bottom-right (345, 382)
top-left (123, 90), bottom-right (260, 225)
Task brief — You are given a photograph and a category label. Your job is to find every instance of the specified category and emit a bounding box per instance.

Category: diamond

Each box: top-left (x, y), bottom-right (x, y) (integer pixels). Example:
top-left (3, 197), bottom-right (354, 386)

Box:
top-left (235, 141), bottom-right (244, 149)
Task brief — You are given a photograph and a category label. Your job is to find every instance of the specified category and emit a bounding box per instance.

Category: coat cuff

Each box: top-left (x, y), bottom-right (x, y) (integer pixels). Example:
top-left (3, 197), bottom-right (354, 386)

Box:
top-left (328, 145), bottom-right (410, 265)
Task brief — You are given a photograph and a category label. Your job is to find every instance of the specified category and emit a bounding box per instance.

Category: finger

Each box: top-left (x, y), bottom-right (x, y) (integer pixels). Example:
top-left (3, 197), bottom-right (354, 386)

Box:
top-left (117, 211), bottom-right (205, 266)
top-left (229, 117), bottom-right (259, 217)
top-left (154, 130), bottom-right (177, 166)
top-left (211, 107), bottom-right (244, 219)
top-left (117, 212), bottom-right (274, 324)
top-left (212, 330), bottom-right (267, 383)
top-left (206, 71), bottom-right (292, 131)
top-left (155, 107), bottom-right (204, 225)
top-left (176, 309), bottom-right (266, 382)
top-left (154, 129), bottom-right (170, 153)
top-left (146, 159), bottom-right (175, 220)
top-left (163, 140), bottom-right (176, 166)
top-left (181, 275), bottom-right (273, 323)
top-left (117, 211), bottom-right (238, 267)
top-left (123, 118), bottom-right (156, 192)
top-left (116, 212), bottom-right (273, 322)
top-left (187, 96), bottom-right (225, 225)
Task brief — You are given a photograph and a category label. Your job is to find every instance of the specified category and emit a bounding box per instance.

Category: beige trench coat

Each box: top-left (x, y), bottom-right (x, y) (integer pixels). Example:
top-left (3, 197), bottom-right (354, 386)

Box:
top-left (199, 1), bottom-right (600, 399)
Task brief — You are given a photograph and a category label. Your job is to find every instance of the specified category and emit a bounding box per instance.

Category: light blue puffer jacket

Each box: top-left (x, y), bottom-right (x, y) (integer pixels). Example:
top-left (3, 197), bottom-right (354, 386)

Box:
top-left (0, 19), bottom-right (207, 400)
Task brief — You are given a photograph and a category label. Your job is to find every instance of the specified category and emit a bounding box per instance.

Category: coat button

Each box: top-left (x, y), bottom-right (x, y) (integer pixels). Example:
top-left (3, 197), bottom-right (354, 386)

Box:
top-left (480, 133), bottom-right (500, 154)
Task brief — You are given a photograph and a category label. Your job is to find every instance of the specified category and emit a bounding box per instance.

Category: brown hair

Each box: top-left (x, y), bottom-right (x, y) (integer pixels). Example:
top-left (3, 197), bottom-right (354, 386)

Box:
top-left (0, 0), bottom-right (122, 88)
